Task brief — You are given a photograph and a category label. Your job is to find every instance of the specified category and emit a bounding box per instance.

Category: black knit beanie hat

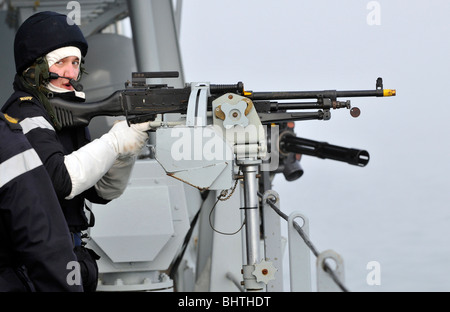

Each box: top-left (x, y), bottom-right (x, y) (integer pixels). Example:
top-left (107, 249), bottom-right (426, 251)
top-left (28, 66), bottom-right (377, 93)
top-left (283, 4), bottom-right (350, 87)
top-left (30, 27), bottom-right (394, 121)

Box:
top-left (14, 11), bottom-right (88, 74)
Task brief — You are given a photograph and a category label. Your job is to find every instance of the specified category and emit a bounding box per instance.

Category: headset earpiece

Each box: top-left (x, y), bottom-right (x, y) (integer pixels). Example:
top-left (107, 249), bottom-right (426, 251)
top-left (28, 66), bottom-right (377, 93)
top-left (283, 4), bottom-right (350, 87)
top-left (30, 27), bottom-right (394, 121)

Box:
top-left (23, 67), bottom-right (35, 79)
top-left (22, 66), bottom-right (37, 86)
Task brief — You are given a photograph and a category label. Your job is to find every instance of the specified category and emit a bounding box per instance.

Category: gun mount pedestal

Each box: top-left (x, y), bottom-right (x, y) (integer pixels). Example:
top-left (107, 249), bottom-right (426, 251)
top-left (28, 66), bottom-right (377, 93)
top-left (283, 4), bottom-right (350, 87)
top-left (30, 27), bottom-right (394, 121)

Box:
top-left (238, 158), bottom-right (265, 291)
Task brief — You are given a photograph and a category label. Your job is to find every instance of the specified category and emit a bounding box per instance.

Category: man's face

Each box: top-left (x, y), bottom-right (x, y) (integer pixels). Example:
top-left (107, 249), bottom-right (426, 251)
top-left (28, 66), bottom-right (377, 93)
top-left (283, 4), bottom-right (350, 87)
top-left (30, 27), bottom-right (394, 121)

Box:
top-left (48, 55), bottom-right (80, 91)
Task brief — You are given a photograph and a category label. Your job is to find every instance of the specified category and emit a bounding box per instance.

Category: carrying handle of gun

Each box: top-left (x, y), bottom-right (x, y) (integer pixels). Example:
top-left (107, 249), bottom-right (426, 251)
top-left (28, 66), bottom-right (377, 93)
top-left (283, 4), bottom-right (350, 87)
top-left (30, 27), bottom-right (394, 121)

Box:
top-left (132, 71), bottom-right (179, 79)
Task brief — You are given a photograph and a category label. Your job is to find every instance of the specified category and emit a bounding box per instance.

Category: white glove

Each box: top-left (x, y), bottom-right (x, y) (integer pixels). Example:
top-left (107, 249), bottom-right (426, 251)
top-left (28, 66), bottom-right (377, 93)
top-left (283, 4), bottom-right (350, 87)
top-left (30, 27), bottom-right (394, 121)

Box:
top-left (64, 121), bottom-right (150, 199)
top-left (102, 120), bottom-right (151, 157)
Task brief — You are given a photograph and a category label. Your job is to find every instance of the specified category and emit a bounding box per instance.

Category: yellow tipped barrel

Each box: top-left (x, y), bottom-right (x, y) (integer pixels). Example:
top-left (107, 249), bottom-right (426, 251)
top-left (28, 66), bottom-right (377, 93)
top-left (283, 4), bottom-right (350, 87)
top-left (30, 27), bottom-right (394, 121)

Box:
top-left (383, 89), bottom-right (396, 96)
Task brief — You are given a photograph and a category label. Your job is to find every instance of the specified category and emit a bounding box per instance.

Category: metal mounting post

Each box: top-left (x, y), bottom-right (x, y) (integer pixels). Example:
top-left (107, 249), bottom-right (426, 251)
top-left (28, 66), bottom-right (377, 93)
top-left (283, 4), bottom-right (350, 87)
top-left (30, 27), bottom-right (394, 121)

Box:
top-left (238, 158), bottom-right (264, 291)
top-left (262, 190), bottom-right (283, 291)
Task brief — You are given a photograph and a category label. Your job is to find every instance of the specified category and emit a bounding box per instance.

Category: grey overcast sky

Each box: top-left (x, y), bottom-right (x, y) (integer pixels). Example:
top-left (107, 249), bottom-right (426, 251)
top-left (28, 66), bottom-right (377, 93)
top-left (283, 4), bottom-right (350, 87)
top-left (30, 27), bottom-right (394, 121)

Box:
top-left (179, 0), bottom-right (450, 291)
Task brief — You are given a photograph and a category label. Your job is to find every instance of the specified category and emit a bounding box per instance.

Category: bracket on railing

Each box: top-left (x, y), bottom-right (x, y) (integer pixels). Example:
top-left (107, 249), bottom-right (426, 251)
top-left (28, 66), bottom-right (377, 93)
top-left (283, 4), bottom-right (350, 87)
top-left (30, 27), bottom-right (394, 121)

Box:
top-left (288, 212), bottom-right (312, 291)
top-left (317, 250), bottom-right (345, 292)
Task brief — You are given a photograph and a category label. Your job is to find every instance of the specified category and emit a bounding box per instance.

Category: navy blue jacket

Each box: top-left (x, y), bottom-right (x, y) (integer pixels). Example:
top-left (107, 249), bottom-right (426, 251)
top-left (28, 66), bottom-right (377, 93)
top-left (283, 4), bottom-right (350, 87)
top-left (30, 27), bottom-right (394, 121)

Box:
top-left (2, 83), bottom-right (110, 232)
top-left (0, 113), bottom-right (83, 291)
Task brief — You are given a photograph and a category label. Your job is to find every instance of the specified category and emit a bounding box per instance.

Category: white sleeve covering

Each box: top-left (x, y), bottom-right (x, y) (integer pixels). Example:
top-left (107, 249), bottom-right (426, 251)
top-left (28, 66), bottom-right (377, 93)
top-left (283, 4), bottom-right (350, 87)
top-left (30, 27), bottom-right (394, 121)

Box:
top-left (64, 137), bottom-right (117, 200)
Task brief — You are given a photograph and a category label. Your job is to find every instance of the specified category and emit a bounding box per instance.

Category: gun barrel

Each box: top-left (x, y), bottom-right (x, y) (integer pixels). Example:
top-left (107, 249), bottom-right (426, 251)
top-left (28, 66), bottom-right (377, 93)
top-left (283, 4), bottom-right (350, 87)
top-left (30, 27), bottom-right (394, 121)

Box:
top-left (249, 88), bottom-right (395, 101)
top-left (280, 135), bottom-right (370, 167)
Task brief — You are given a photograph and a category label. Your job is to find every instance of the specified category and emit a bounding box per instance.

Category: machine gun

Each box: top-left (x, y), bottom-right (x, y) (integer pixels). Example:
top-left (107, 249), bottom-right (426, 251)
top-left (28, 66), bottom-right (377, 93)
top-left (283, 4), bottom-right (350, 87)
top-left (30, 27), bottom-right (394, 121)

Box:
top-left (50, 72), bottom-right (394, 291)
top-left (48, 72), bottom-right (395, 128)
